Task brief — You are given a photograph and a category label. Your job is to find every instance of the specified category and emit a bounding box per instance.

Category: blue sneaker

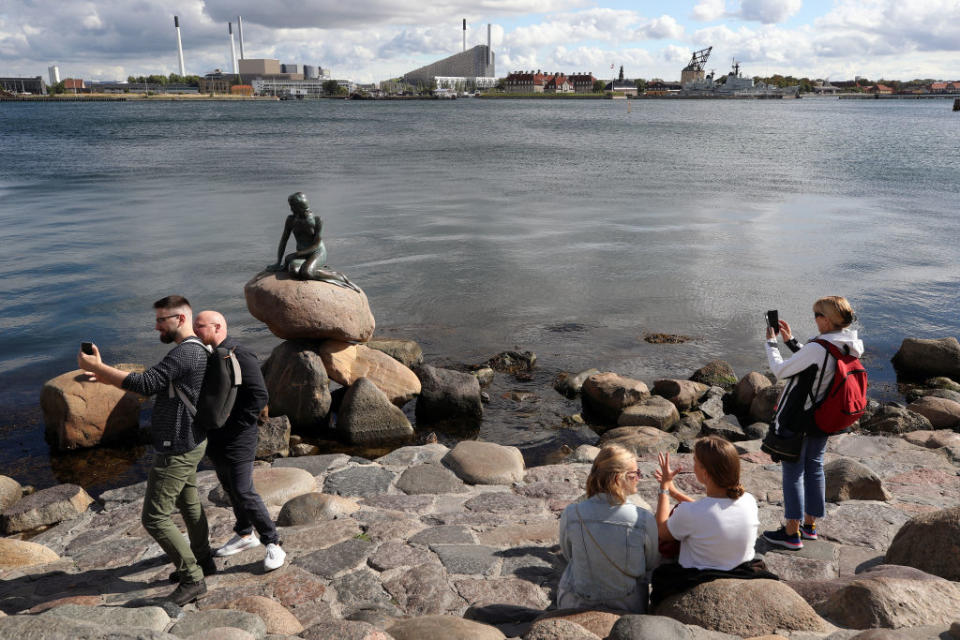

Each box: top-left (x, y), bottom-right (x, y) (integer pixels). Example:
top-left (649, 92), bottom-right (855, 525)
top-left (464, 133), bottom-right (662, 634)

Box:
top-left (763, 526), bottom-right (803, 550)
top-left (800, 523), bottom-right (818, 540)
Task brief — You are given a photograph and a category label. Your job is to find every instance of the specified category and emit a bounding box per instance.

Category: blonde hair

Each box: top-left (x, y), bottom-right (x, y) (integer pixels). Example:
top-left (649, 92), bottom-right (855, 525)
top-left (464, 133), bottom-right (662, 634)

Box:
top-left (814, 296), bottom-right (855, 330)
top-left (586, 444), bottom-right (637, 505)
top-left (694, 436), bottom-right (744, 500)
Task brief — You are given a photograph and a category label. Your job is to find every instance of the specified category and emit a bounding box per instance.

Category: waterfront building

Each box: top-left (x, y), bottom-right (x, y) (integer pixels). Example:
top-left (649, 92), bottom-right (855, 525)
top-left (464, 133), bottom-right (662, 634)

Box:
top-left (865, 84), bottom-right (894, 94)
top-left (434, 76), bottom-right (497, 91)
top-left (239, 58), bottom-right (282, 75)
top-left (604, 66), bottom-right (638, 96)
top-left (812, 80), bottom-right (841, 95)
top-left (281, 63), bottom-right (302, 75)
top-left (567, 73), bottom-right (597, 93)
top-left (63, 78), bottom-right (85, 92)
top-left (0, 76), bottom-right (47, 94)
top-left (251, 77), bottom-right (351, 97)
top-left (48, 65), bottom-right (60, 85)
top-left (403, 44), bottom-right (495, 88)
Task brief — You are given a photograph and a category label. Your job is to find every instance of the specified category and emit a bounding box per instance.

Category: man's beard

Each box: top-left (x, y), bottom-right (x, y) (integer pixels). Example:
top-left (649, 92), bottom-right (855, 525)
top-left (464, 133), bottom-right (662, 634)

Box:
top-left (159, 329), bottom-right (177, 344)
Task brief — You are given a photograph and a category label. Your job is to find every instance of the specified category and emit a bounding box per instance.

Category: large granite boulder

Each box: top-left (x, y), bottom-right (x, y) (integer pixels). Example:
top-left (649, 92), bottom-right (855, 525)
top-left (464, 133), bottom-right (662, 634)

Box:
top-left (261, 340), bottom-right (332, 431)
top-left (277, 492), bottom-right (359, 526)
top-left (860, 405), bottom-right (932, 434)
top-left (256, 415), bottom-right (290, 459)
top-left (903, 429), bottom-right (960, 449)
top-left (1, 483), bottom-right (94, 534)
top-left (690, 360), bottom-right (737, 389)
top-left (554, 369), bottom-right (600, 398)
top-left (652, 379), bottom-right (708, 412)
top-left (318, 341), bottom-right (420, 406)
top-left (656, 579), bottom-right (828, 636)
top-left (531, 610), bottom-right (621, 638)
top-left (169, 609), bottom-right (267, 639)
top-left (337, 378), bottom-right (414, 445)
top-left (365, 338), bottom-right (423, 369)
top-left (40, 367), bottom-right (144, 450)
top-left (245, 270), bottom-right (375, 342)
top-left (617, 395), bottom-right (680, 430)
top-left (824, 458), bottom-right (891, 502)
top-left (906, 395), bottom-right (960, 429)
top-left (818, 570), bottom-right (960, 629)
top-left (581, 372), bottom-right (649, 423)
top-left (608, 614), bottom-right (739, 640)
top-left (396, 463), bottom-right (467, 495)
top-left (885, 506), bottom-right (960, 580)
top-left (891, 337), bottom-right (960, 380)
top-left (0, 475), bottom-right (22, 511)
top-left (734, 372), bottom-right (772, 410)
top-left (415, 365), bottom-right (483, 426)
top-left (0, 537), bottom-right (59, 569)
top-left (387, 615), bottom-right (505, 640)
top-left (597, 426), bottom-right (680, 456)
top-left (211, 466), bottom-right (315, 508)
top-left (750, 382), bottom-right (785, 423)
top-left (442, 441), bottom-right (524, 485)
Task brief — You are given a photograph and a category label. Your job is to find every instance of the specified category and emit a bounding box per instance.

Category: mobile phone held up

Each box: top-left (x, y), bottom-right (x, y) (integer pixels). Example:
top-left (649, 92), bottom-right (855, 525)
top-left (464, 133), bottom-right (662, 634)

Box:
top-left (765, 310), bottom-right (780, 334)
top-left (81, 342), bottom-right (95, 355)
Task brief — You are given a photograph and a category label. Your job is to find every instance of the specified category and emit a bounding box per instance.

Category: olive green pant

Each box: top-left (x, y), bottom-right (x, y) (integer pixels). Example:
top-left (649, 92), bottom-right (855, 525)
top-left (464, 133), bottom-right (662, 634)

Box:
top-left (141, 441), bottom-right (211, 583)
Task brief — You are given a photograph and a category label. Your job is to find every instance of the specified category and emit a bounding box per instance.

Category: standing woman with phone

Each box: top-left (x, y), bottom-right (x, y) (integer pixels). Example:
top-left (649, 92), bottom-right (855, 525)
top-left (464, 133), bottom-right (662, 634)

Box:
top-left (761, 296), bottom-right (863, 549)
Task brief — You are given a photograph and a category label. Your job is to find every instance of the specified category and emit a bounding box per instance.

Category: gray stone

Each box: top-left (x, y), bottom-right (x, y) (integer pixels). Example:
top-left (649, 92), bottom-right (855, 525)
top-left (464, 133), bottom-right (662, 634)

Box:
top-left (885, 506), bottom-right (960, 580)
top-left (431, 544), bottom-right (500, 576)
top-left (367, 541), bottom-right (437, 571)
top-left (256, 415), bottom-right (290, 460)
top-left (441, 441), bottom-right (525, 485)
top-left (860, 405), bottom-right (932, 434)
top-left (365, 338), bottom-right (423, 369)
top-left (906, 395), bottom-right (960, 429)
top-left (0, 616), bottom-right (178, 639)
top-left (651, 379), bottom-right (709, 412)
top-left (360, 494), bottom-right (434, 512)
top-left (734, 372), bottom-right (772, 411)
top-left (295, 537), bottom-right (375, 579)
top-left (701, 415), bottom-right (748, 441)
top-left (597, 426), bottom-right (680, 456)
top-left (169, 610), bottom-right (267, 640)
top-left (820, 502), bottom-right (911, 550)
top-left (825, 458), bottom-right (891, 502)
top-left (374, 443), bottom-right (448, 467)
top-left (689, 361), bottom-right (738, 389)
top-left (463, 491), bottom-right (544, 516)
top-left (892, 337), bottom-right (960, 380)
top-left (272, 453), bottom-right (349, 476)
top-left (388, 616), bottom-right (506, 640)
top-left (300, 619), bottom-right (388, 640)
top-left (742, 422), bottom-right (769, 440)
top-left (40, 604), bottom-right (169, 631)
top-left (414, 365), bottom-right (483, 425)
top-left (617, 396), bottom-right (680, 430)
top-left (322, 465), bottom-right (395, 498)
top-left (261, 340), bottom-right (332, 431)
top-left (337, 378), bottom-right (414, 445)
top-left (581, 372), bottom-right (649, 423)
top-left (554, 369), bottom-right (600, 398)
top-left (454, 578), bottom-right (551, 609)
top-left (819, 571), bottom-right (960, 629)
top-left (409, 525), bottom-right (476, 546)
top-left (607, 614), bottom-right (739, 640)
top-left (524, 618), bottom-right (602, 640)
top-left (488, 350), bottom-right (536, 375)
top-left (330, 569), bottom-right (395, 614)
top-left (1, 483), bottom-right (94, 534)
top-left (699, 394), bottom-right (726, 420)
top-left (382, 562), bottom-right (457, 615)
top-left (276, 492), bottom-right (359, 526)
top-left (396, 463), bottom-right (467, 495)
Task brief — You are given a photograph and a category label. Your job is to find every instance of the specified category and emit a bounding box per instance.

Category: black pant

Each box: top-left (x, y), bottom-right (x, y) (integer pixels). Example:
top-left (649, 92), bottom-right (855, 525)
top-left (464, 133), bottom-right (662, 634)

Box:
top-left (208, 427), bottom-right (278, 545)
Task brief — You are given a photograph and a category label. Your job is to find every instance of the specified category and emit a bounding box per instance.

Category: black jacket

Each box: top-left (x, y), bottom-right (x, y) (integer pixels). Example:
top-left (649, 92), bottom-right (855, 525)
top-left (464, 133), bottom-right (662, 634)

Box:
top-left (206, 335), bottom-right (269, 458)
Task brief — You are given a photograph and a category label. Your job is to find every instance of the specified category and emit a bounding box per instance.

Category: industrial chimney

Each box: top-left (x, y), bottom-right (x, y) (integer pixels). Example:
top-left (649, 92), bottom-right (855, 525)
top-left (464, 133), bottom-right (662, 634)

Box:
top-left (462, 19), bottom-right (467, 52)
top-left (237, 16), bottom-right (245, 59)
top-left (174, 16), bottom-right (185, 76)
top-left (229, 22), bottom-right (238, 73)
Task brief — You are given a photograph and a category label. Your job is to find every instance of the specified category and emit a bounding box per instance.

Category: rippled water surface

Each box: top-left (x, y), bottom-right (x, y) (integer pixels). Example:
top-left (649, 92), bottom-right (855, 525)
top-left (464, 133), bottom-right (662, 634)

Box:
top-left (1, 98), bottom-right (958, 492)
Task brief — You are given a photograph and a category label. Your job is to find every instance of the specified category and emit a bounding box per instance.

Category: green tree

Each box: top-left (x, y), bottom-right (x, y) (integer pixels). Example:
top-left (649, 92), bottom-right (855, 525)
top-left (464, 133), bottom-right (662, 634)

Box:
top-left (322, 79), bottom-right (340, 95)
top-left (49, 81), bottom-right (66, 95)
top-left (634, 78), bottom-right (647, 92)
top-left (592, 79), bottom-right (606, 93)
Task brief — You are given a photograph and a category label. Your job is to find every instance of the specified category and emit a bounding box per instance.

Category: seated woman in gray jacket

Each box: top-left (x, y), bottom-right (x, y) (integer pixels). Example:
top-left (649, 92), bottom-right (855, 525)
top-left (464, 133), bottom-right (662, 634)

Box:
top-left (557, 444), bottom-right (661, 612)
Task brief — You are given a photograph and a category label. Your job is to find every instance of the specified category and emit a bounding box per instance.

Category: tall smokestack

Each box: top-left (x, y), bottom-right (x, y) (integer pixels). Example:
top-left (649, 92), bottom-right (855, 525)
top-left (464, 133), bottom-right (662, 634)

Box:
top-left (237, 16), bottom-right (245, 59)
top-left (462, 19), bottom-right (466, 52)
top-left (174, 16), bottom-right (185, 76)
top-left (229, 22), bottom-right (238, 74)
top-left (487, 24), bottom-right (491, 65)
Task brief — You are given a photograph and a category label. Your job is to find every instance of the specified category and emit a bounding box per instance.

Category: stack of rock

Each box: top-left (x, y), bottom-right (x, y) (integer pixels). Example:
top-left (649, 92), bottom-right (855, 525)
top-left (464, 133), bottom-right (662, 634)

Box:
top-left (246, 270), bottom-right (422, 447)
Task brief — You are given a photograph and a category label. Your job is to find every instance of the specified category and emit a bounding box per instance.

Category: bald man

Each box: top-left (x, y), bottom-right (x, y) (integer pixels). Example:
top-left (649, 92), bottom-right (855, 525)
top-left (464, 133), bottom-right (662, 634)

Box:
top-left (193, 310), bottom-right (283, 572)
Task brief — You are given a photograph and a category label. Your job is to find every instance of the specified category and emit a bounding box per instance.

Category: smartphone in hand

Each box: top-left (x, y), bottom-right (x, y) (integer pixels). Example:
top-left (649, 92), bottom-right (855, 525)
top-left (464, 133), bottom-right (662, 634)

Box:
top-left (81, 342), bottom-right (95, 355)
top-left (765, 310), bottom-right (780, 335)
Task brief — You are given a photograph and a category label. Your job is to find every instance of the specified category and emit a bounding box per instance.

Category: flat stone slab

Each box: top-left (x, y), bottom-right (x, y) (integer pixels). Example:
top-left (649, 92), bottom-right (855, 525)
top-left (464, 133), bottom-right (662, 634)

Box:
top-left (295, 537), bottom-right (376, 579)
top-left (40, 604), bottom-right (169, 632)
top-left (368, 541), bottom-right (438, 571)
top-left (409, 525), bottom-right (476, 546)
top-left (322, 466), bottom-right (396, 498)
top-left (169, 609), bottom-right (267, 640)
top-left (431, 544), bottom-right (501, 576)
top-left (820, 502), bottom-right (912, 550)
top-left (360, 494), bottom-right (435, 512)
top-left (463, 491), bottom-right (545, 516)
top-left (330, 569), bottom-right (395, 614)
top-left (381, 562), bottom-right (457, 616)
top-left (375, 443), bottom-right (449, 468)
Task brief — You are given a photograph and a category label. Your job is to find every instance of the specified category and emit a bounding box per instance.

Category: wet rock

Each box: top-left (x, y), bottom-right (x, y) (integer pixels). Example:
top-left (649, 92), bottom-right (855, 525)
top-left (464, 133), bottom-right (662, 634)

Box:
top-left (337, 378), bottom-right (414, 445)
top-left (651, 379), bottom-right (708, 412)
top-left (170, 609), bottom-right (267, 639)
top-left (223, 595), bottom-right (303, 635)
top-left (0, 475), bottom-right (22, 511)
top-left (276, 492), bottom-right (359, 526)
top-left (255, 415), bottom-right (290, 460)
top-left (0, 537), bottom-right (59, 569)
top-left (906, 396), bottom-right (960, 429)
top-left (382, 562), bottom-right (457, 616)
top-left (317, 341), bottom-right (420, 407)
top-left (581, 372), bottom-right (649, 423)
top-left (860, 405), bottom-right (932, 434)
top-left (415, 365), bottom-right (483, 425)
top-left (891, 337), bottom-right (960, 380)
top-left (245, 271), bottom-right (375, 342)
top-left (524, 618), bottom-right (601, 640)
top-left (261, 340), bottom-right (332, 431)
top-left (618, 396), bottom-right (680, 430)
top-left (819, 571), bottom-right (960, 629)
top-left (597, 426), bottom-right (680, 456)
top-left (40, 604), bottom-right (169, 632)
top-left (554, 369), bottom-right (599, 398)
top-left (885, 506), bottom-right (960, 580)
top-left (750, 383), bottom-right (785, 423)
top-left (607, 614), bottom-right (739, 640)
top-left (41, 367), bottom-right (145, 451)
top-left (1, 483), bottom-right (94, 534)
top-left (473, 367), bottom-right (495, 387)
top-left (701, 416), bottom-right (749, 442)
top-left (388, 616), bottom-right (506, 640)
top-left (690, 360), bottom-right (738, 389)
top-left (488, 350), bottom-right (536, 376)
top-left (655, 579), bottom-right (828, 636)
top-left (735, 372), bottom-right (772, 411)
top-left (925, 376), bottom-right (960, 391)
top-left (396, 463), bottom-right (467, 495)
top-left (296, 537), bottom-right (376, 579)
top-left (322, 465), bottom-right (395, 498)
top-left (442, 441), bottom-right (525, 485)
top-left (365, 338), bottom-right (423, 369)
top-left (824, 458), bottom-right (890, 502)
top-left (210, 466), bottom-right (315, 508)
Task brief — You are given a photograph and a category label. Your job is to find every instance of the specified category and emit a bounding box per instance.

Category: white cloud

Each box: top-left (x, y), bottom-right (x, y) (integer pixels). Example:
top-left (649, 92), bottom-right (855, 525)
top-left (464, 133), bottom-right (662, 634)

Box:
top-left (739, 0), bottom-right (802, 24)
top-left (636, 15), bottom-right (685, 40)
top-left (692, 0), bottom-right (726, 22)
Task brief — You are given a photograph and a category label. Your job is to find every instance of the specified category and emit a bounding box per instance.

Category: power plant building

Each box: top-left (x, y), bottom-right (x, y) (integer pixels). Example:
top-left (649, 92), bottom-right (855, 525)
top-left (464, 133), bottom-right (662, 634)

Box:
top-left (403, 44), bottom-right (494, 87)
top-left (239, 58), bottom-right (282, 75)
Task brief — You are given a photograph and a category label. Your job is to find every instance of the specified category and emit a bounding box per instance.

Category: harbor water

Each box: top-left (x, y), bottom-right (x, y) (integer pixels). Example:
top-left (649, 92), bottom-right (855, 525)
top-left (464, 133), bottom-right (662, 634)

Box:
top-left (1, 98), bottom-right (958, 494)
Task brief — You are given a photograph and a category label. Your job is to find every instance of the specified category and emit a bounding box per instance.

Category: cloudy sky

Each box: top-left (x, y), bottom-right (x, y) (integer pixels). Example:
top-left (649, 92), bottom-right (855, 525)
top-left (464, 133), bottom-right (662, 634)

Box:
top-left (2, 0), bottom-right (958, 83)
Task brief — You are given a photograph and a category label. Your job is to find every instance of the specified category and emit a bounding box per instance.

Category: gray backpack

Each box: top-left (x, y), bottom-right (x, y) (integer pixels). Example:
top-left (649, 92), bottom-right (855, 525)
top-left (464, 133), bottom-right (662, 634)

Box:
top-left (169, 337), bottom-right (242, 430)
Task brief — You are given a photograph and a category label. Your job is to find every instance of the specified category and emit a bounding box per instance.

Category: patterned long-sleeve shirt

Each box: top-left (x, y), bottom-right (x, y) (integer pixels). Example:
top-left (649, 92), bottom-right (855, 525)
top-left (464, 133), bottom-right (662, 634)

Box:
top-left (122, 337), bottom-right (208, 454)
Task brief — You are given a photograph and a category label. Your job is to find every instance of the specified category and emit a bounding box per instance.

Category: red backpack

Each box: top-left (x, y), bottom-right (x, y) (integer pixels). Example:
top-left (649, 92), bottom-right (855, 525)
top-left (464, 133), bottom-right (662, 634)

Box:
top-left (809, 338), bottom-right (868, 433)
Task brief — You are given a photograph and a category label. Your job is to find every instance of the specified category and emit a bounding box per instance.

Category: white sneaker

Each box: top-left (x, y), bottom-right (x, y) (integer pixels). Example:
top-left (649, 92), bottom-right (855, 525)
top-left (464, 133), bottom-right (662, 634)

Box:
top-left (263, 543), bottom-right (285, 572)
top-left (215, 533), bottom-right (261, 557)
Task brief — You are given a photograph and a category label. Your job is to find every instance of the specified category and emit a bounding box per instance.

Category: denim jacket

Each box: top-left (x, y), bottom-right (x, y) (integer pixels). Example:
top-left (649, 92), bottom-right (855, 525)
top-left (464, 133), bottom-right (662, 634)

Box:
top-left (557, 493), bottom-right (660, 612)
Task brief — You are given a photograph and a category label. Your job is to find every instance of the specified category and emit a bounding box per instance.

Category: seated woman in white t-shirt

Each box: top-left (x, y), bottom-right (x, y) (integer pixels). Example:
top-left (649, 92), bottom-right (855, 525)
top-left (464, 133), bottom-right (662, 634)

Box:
top-left (651, 436), bottom-right (771, 606)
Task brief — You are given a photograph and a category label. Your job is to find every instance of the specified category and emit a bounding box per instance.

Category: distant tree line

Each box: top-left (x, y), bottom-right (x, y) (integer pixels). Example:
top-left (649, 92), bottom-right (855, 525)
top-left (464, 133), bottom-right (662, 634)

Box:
top-left (126, 73), bottom-right (201, 87)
